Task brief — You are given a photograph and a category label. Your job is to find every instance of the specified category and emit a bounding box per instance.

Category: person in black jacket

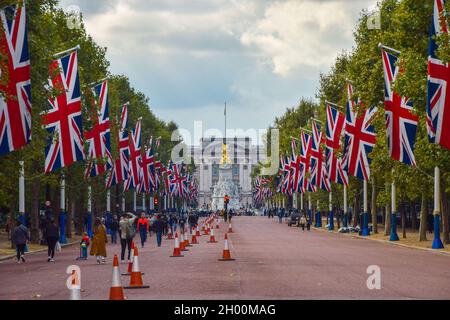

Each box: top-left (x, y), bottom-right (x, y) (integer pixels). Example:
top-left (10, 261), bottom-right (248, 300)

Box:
top-left (44, 219), bottom-right (59, 262)
top-left (152, 215), bottom-right (164, 247)
top-left (12, 221), bottom-right (29, 264)
top-left (110, 215), bottom-right (120, 244)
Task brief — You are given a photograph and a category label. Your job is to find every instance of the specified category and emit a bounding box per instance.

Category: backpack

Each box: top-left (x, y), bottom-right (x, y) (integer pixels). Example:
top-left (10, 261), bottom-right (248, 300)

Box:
top-left (125, 221), bottom-right (136, 239)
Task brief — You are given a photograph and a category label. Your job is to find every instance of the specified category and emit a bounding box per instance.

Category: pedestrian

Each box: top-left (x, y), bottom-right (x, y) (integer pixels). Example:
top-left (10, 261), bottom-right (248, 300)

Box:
top-left (188, 212), bottom-right (197, 230)
top-left (162, 214), bottom-right (169, 236)
top-left (179, 214), bottom-right (186, 232)
top-left (278, 209), bottom-right (283, 224)
top-left (12, 221), bottom-right (29, 264)
top-left (300, 215), bottom-right (307, 231)
top-left (152, 214), bottom-right (164, 247)
top-left (137, 213), bottom-right (149, 248)
top-left (90, 218), bottom-right (108, 264)
top-left (44, 219), bottom-right (59, 262)
top-left (119, 213), bottom-right (137, 262)
top-left (110, 215), bottom-right (120, 244)
top-left (80, 232), bottom-right (90, 260)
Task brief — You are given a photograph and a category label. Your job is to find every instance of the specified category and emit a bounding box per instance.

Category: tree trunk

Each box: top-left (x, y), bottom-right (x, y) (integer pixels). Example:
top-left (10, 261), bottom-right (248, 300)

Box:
top-left (30, 177), bottom-right (41, 244)
top-left (371, 178), bottom-right (378, 234)
top-left (442, 188), bottom-right (449, 244)
top-left (410, 200), bottom-right (417, 231)
top-left (384, 202), bottom-right (391, 236)
top-left (75, 191), bottom-right (84, 236)
top-left (419, 192), bottom-right (428, 241)
top-left (401, 202), bottom-right (406, 239)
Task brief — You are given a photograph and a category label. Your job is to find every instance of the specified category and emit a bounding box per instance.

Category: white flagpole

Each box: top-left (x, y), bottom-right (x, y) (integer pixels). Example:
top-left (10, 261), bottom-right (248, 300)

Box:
top-left (142, 193), bottom-right (146, 213)
top-left (328, 191), bottom-right (333, 231)
top-left (18, 161), bottom-right (25, 220)
top-left (53, 45), bottom-right (81, 58)
top-left (133, 191), bottom-right (137, 213)
top-left (362, 180), bottom-right (369, 236)
top-left (432, 167), bottom-right (444, 249)
top-left (87, 185), bottom-right (92, 238)
top-left (390, 174), bottom-right (399, 241)
top-left (343, 185), bottom-right (348, 227)
top-left (60, 174), bottom-right (67, 243)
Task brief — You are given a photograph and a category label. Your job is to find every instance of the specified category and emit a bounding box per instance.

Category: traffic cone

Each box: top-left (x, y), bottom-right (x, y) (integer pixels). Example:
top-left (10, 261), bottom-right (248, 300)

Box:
top-left (228, 223), bottom-right (233, 233)
top-left (109, 255), bottom-right (125, 300)
top-left (208, 228), bottom-right (218, 243)
top-left (218, 233), bottom-right (235, 261)
top-left (167, 226), bottom-right (173, 240)
top-left (184, 228), bottom-right (192, 247)
top-left (191, 227), bottom-right (198, 244)
top-left (125, 241), bottom-right (135, 275)
top-left (124, 247), bottom-right (150, 289)
top-left (204, 224), bottom-right (210, 235)
top-left (170, 233), bottom-right (184, 257)
top-left (69, 270), bottom-right (81, 300)
top-left (216, 219), bottom-right (220, 229)
top-left (180, 232), bottom-right (189, 251)
top-left (196, 226), bottom-right (201, 237)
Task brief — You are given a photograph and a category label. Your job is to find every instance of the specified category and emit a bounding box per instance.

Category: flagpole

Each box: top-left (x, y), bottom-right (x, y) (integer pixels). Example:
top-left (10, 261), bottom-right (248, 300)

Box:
top-left (316, 200), bottom-right (322, 228)
top-left (432, 167), bottom-right (444, 249)
top-left (133, 191), bottom-right (137, 213)
top-left (362, 180), bottom-right (370, 236)
top-left (389, 171), bottom-right (399, 241)
top-left (343, 185), bottom-right (348, 228)
top-left (18, 161), bottom-right (25, 225)
top-left (328, 191), bottom-right (334, 231)
top-left (60, 174), bottom-right (67, 244)
top-left (106, 189), bottom-right (111, 235)
top-left (142, 193), bottom-right (146, 214)
top-left (87, 186), bottom-right (93, 238)
top-left (121, 195), bottom-right (125, 213)
top-left (325, 100), bottom-right (345, 110)
top-left (53, 45), bottom-right (81, 58)
top-left (308, 193), bottom-right (312, 223)
top-left (378, 43), bottom-right (401, 55)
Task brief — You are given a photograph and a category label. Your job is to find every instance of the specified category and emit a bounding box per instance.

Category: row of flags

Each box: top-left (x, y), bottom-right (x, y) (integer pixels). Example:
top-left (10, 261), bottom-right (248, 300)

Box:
top-left (0, 2), bottom-right (198, 203)
top-left (255, 0), bottom-right (450, 203)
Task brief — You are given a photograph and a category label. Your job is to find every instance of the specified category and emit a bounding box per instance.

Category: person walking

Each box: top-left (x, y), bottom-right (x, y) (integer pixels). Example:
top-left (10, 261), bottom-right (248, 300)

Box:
top-left (90, 218), bottom-right (108, 264)
top-left (300, 215), bottom-right (307, 231)
top-left (119, 213), bottom-right (137, 262)
top-left (188, 212), bottom-right (197, 230)
top-left (137, 213), bottom-right (149, 248)
top-left (278, 208), bottom-right (284, 224)
top-left (110, 215), bottom-right (120, 245)
top-left (12, 221), bottom-right (29, 264)
top-left (152, 214), bottom-right (164, 247)
top-left (44, 219), bottom-right (59, 262)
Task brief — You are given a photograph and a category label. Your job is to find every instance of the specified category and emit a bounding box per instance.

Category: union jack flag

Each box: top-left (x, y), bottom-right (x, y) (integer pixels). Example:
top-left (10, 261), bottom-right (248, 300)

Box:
top-left (290, 153), bottom-right (302, 194)
top-left (138, 146), bottom-right (155, 194)
top-left (42, 50), bottom-right (84, 173)
top-left (106, 103), bottom-right (129, 188)
top-left (343, 84), bottom-right (377, 181)
top-left (155, 136), bottom-right (161, 149)
top-left (0, 2), bottom-right (31, 156)
top-left (161, 163), bottom-right (171, 196)
top-left (381, 48), bottom-right (418, 166)
top-left (124, 120), bottom-right (141, 192)
top-left (325, 104), bottom-right (348, 186)
top-left (298, 131), bottom-right (312, 193)
top-left (85, 80), bottom-right (112, 177)
top-left (170, 162), bottom-right (186, 198)
top-left (427, 0), bottom-right (450, 150)
top-left (310, 121), bottom-right (330, 192)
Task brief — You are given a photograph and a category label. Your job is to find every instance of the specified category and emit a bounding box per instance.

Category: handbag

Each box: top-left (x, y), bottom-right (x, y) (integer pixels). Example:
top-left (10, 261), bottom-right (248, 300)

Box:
top-left (55, 241), bottom-right (62, 252)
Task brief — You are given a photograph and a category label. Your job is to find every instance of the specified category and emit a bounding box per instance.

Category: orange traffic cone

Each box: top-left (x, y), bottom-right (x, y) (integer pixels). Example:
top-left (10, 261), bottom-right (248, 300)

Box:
top-left (228, 223), bottom-right (233, 233)
top-left (184, 228), bottom-right (192, 247)
top-left (204, 224), bottom-right (210, 235)
top-left (196, 226), bottom-right (201, 237)
top-left (218, 233), bottom-right (235, 261)
top-left (170, 233), bottom-right (184, 257)
top-left (124, 248), bottom-right (150, 289)
top-left (180, 232), bottom-right (189, 251)
top-left (167, 226), bottom-right (173, 240)
top-left (109, 255), bottom-right (125, 300)
top-left (208, 228), bottom-right (218, 243)
top-left (124, 241), bottom-right (135, 275)
top-left (216, 219), bottom-right (220, 229)
top-left (191, 227), bottom-right (198, 244)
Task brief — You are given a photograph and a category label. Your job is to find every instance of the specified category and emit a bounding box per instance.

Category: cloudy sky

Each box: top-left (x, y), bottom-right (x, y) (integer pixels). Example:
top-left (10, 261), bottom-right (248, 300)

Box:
top-left (59, 0), bottom-right (377, 145)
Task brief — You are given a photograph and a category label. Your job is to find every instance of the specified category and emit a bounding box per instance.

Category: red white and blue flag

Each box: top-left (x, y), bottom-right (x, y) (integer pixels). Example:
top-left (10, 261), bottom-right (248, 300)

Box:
top-left (310, 121), bottom-right (331, 192)
top-left (169, 162), bottom-right (186, 198)
top-left (85, 80), bottom-right (112, 177)
top-left (107, 103), bottom-right (129, 188)
top-left (343, 84), bottom-right (377, 181)
top-left (0, 2), bottom-right (31, 156)
top-left (42, 50), bottom-right (84, 173)
top-left (138, 146), bottom-right (155, 194)
top-left (325, 104), bottom-right (348, 186)
top-left (298, 131), bottom-right (312, 193)
top-left (124, 120), bottom-right (141, 192)
top-left (427, 0), bottom-right (450, 150)
top-left (381, 48), bottom-right (418, 166)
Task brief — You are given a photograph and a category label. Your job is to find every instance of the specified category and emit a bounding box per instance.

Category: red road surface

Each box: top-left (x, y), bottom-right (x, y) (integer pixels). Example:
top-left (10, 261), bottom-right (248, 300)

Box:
top-left (0, 217), bottom-right (449, 300)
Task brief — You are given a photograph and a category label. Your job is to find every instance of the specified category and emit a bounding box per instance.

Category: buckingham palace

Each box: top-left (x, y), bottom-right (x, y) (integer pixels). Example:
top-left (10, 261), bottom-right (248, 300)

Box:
top-left (189, 137), bottom-right (267, 209)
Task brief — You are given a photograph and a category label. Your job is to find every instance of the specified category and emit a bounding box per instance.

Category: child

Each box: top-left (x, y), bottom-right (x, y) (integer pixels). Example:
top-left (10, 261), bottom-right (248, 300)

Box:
top-left (80, 233), bottom-right (90, 260)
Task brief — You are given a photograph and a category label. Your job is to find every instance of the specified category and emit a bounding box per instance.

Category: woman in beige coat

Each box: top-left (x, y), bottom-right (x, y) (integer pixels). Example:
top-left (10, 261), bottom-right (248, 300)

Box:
top-left (90, 218), bottom-right (107, 264)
